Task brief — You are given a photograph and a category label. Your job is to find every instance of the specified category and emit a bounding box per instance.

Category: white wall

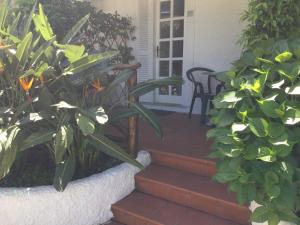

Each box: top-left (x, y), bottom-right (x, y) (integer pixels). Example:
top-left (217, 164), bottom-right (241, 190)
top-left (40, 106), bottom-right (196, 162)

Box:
top-left (183, 0), bottom-right (248, 113)
top-left (90, 0), bottom-right (248, 112)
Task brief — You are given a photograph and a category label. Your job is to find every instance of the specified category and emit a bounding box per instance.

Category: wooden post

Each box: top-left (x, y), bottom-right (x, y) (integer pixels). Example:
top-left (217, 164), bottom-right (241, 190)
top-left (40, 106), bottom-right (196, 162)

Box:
top-left (114, 63), bottom-right (141, 157)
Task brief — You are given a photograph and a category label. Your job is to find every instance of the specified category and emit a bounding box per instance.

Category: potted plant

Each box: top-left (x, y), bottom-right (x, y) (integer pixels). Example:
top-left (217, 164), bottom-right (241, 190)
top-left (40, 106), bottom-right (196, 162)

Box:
top-left (208, 38), bottom-right (300, 225)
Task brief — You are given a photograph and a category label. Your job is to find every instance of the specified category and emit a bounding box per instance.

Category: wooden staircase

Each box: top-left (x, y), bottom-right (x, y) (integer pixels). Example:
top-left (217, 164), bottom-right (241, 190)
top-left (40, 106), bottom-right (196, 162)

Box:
top-left (107, 149), bottom-right (250, 225)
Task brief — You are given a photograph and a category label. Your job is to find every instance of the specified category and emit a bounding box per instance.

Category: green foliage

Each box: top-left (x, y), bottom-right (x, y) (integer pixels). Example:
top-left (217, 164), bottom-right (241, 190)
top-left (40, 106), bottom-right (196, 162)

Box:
top-left (0, 2), bottom-right (183, 191)
top-left (240, 0), bottom-right (300, 48)
top-left (209, 38), bottom-right (300, 225)
top-left (16, 0), bottom-right (136, 63)
top-left (208, 39), bottom-right (300, 224)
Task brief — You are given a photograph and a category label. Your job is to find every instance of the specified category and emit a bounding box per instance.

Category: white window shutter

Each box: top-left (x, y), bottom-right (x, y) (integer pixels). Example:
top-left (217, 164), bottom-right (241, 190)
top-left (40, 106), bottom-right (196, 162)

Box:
top-left (136, 0), bottom-right (154, 103)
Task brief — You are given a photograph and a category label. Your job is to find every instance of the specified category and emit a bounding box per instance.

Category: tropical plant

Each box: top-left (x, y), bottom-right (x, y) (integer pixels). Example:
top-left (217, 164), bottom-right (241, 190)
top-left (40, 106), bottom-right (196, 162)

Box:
top-left (15, 0), bottom-right (136, 63)
top-left (0, 1), bottom-right (182, 191)
top-left (208, 38), bottom-right (300, 225)
top-left (240, 0), bottom-right (300, 48)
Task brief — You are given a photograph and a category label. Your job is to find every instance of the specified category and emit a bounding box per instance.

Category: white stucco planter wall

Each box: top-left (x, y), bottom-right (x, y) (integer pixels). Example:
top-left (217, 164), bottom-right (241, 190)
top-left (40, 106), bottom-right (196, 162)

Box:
top-left (250, 202), bottom-right (295, 225)
top-left (0, 150), bottom-right (151, 225)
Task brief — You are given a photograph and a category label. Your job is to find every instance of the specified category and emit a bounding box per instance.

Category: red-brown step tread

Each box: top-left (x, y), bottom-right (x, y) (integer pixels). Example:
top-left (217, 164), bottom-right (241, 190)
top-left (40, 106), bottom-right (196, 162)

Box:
top-left (112, 192), bottom-right (241, 225)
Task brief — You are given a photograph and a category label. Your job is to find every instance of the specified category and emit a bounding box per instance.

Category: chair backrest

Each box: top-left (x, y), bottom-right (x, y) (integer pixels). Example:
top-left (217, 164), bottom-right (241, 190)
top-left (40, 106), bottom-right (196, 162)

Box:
top-left (186, 67), bottom-right (215, 94)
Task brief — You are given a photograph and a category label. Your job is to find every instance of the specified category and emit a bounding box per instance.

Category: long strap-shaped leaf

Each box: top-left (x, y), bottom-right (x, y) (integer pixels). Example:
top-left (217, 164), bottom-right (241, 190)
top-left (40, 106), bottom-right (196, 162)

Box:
top-left (0, 0), bottom-right (8, 30)
top-left (129, 102), bottom-right (163, 138)
top-left (63, 51), bottom-right (117, 75)
top-left (62, 14), bottom-right (90, 44)
top-left (19, 130), bottom-right (55, 152)
top-left (53, 155), bottom-right (75, 192)
top-left (105, 69), bottom-right (134, 95)
top-left (22, 0), bottom-right (38, 38)
top-left (88, 133), bottom-right (143, 169)
top-left (16, 32), bottom-right (33, 73)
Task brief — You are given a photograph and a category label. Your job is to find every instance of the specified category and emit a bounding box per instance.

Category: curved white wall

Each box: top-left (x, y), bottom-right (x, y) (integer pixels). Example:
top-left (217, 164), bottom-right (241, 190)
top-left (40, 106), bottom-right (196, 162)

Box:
top-left (0, 151), bottom-right (151, 225)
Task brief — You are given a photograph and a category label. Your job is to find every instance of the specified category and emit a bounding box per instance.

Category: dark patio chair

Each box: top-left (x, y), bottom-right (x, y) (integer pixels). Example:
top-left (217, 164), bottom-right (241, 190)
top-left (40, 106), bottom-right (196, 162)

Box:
top-left (186, 67), bottom-right (224, 124)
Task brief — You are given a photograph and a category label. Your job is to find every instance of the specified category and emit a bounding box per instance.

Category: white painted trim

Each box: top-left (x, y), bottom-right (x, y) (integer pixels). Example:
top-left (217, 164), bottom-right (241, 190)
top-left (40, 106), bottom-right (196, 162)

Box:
top-left (0, 151), bottom-right (151, 225)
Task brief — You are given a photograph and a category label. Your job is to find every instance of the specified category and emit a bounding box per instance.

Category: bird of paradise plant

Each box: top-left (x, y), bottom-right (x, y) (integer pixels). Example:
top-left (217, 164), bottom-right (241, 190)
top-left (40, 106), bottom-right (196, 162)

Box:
top-left (0, 0), bottom-right (182, 191)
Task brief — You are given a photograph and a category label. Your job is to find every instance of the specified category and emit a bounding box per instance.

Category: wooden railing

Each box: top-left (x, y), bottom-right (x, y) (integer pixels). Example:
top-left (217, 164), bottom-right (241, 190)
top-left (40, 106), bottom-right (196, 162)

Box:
top-left (114, 63), bottom-right (141, 157)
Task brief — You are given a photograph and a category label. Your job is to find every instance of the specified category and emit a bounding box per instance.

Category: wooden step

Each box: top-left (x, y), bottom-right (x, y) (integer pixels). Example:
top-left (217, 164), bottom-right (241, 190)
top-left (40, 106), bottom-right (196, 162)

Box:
top-left (147, 149), bottom-right (216, 177)
top-left (105, 222), bottom-right (124, 225)
top-left (112, 192), bottom-right (241, 225)
top-left (135, 164), bottom-right (250, 225)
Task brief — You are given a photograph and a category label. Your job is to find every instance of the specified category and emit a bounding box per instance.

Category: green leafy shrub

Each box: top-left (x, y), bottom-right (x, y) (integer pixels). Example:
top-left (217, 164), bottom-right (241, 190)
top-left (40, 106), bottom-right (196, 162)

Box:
top-left (240, 0), bottom-right (300, 48)
top-left (16, 0), bottom-right (136, 63)
top-left (209, 38), bottom-right (300, 224)
top-left (0, 1), bottom-right (182, 191)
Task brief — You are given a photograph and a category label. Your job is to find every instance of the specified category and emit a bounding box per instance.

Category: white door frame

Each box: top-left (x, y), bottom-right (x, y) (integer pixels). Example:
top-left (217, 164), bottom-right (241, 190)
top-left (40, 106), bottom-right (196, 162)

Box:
top-left (154, 0), bottom-right (187, 105)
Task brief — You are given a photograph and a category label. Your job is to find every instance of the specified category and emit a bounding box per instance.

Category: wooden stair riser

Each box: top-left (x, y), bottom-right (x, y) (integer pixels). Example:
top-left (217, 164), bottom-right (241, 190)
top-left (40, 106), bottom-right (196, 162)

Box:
top-left (148, 149), bottom-right (216, 177)
top-left (112, 207), bottom-right (162, 225)
top-left (136, 176), bottom-right (250, 225)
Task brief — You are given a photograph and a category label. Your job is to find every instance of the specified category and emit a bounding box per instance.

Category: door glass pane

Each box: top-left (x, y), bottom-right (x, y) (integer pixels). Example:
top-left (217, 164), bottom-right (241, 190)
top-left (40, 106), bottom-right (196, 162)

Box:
top-left (173, 40), bottom-right (183, 57)
top-left (160, 1), bottom-right (171, 19)
top-left (160, 41), bottom-right (170, 58)
top-left (160, 21), bottom-right (170, 39)
top-left (159, 61), bottom-right (169, 77)
top-left (171, 85), bottom-right (182, 96)
top-left (159, 86), bottom-right (169, 95)
top-left (174, 0), bottom-right (185, 17)
top-left (173, 20), bottom-right (184, 38)
top-left (172, 60), bottom-right (183, 76)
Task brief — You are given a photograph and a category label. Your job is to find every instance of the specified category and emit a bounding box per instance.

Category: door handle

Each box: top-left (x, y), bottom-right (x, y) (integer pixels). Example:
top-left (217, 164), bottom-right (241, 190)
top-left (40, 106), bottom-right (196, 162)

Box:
top-left (156, 45), bottom-right (159, 57)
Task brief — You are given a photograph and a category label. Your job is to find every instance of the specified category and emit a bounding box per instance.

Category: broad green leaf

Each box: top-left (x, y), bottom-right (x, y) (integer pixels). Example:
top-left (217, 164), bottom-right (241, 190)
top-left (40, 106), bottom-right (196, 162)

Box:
top-left (75, 113), bottom-right (95, 136)
top-left (56, 44), bottom-right (85, 63)
top-left (30, 36), bottom-right (56, 66)
top-left (269, 122), bottom-right (285, 138)
top-left (220, 91), bottom-right (243, 103)
top-left (285, 82), bottom-right (300, 95)
top-left (52, 101), bottom-right (78, 109)
top-left (88, 133), bottom-right (143, 169)
top-left (251, 206), bottom-right (269, 223)
top-left (16, 32), bottom-right (33, 71)
top-left (211, 109), bottom-right (236, 127)
top-left (33, 4), bottom-right (55, 41)
top-left (64, 52), bottom-right (117, 75)
top-left (265, 171), bottom-right (279, 184)
top-left (79, 107), bottom-right (108, 125)
top-left (232, 123), bottom-right (248, 133)
top-left (53, 155), bottom-right (75, 192)
top-left (214, 171), bottom-right (239, 183)
top-left (54, 125), bottom-right (74, 163)
top-left (275, 51), bottom-right (293, 63)
top-left (257, 147), bottom-right (276, 162)
top-left (0, 127), bottom-right (20, 179)
top-left (283, 108), bottom-right (300, 125)
top-left (129, 103), bottom-right (162, 138)
top-left (278, 209), bottom-right (300, 224)
top-left (7, 12), bottom-right (21, 36)
top-left (19, 130), bottom-right (55, 151)
top-left (22, 0), bottom-right (37, 38)
top-left (268, 213), bottom-right (280, 225)
top-left (0, 0), bottom-right (8, 30)
top-left (62, 14), bottom-right (90, 44)
top-left (109, 107), bottom-right (138, 123)
top-left (129, 76), bottom-right (183, 97)
top-left (249, 118), bottom-right (269, 137)
top-left (257, 100), bottom-right (283, 118)
top-left (105, 69), bottom-right (134, 95)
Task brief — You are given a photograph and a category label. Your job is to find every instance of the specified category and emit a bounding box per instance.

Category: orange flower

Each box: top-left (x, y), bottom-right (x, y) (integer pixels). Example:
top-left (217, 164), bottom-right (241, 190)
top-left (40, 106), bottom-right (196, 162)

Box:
top-left (91, 79), bottom-right (105, 94)
top-left (19, 77), bottom-right (34, 92)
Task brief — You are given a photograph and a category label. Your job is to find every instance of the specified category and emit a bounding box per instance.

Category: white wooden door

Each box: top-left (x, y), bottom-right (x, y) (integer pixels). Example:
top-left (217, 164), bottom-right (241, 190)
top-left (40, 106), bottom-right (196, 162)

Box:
top-left (155, 0), bottom-right (185, 104)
